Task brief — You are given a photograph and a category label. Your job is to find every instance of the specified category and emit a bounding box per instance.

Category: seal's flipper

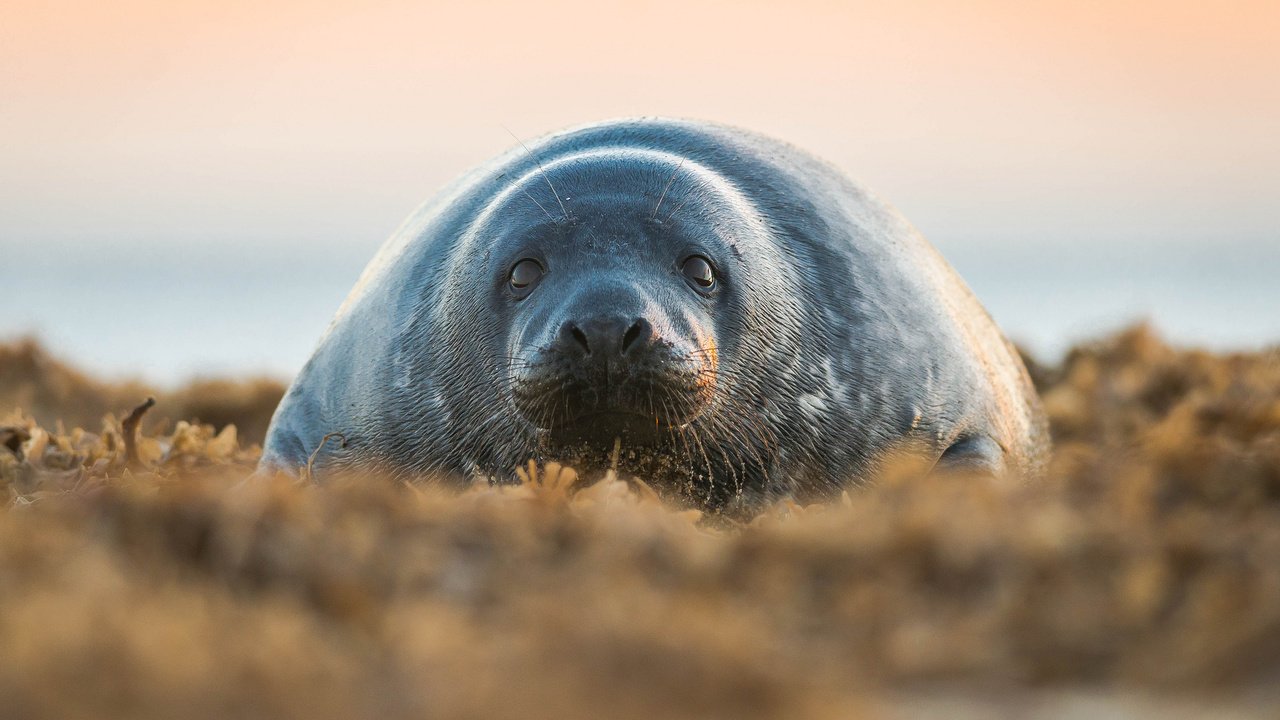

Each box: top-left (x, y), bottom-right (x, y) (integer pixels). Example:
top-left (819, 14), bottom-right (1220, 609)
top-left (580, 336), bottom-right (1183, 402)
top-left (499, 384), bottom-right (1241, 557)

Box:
top-left (935, 433), bottom-right (1006, 476)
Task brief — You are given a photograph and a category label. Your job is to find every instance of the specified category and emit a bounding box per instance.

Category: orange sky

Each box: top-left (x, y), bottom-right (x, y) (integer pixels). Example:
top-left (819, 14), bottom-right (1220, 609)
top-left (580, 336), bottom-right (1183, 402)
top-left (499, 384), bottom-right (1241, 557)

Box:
top-left (2, 0), bottom-right (1277, 253)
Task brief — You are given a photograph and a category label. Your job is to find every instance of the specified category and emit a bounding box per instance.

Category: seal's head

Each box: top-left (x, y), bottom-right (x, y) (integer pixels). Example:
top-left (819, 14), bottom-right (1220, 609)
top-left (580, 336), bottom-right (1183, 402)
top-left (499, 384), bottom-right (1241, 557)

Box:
top-left (432, 147), bottom-right (805, 506)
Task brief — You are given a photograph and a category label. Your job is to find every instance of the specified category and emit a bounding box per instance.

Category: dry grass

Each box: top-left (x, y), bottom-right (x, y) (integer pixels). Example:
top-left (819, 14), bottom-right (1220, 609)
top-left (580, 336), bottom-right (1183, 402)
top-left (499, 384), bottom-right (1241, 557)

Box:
top-left (1, 326), bottom-right (1279, 719)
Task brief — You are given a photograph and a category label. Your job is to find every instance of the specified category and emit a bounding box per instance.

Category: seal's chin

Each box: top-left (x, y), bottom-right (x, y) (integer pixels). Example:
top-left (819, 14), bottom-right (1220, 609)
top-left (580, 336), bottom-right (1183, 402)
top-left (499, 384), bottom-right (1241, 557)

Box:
top-left (544, 410), bottom-right (681, 447)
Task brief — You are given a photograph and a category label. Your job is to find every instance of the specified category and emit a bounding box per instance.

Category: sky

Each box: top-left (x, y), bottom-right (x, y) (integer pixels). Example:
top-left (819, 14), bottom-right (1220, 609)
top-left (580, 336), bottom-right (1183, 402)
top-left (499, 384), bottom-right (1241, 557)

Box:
top-left (2, 0), bottom-right (1277, 382)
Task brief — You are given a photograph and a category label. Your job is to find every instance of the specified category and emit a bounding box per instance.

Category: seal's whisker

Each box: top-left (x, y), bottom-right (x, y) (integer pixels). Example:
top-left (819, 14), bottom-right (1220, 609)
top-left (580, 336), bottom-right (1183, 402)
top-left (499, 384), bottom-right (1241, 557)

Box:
top-left (651, 159), bottom-right (685, 220)
top-left (659, 397), bottom-right (698, 490)
top-left (518, 186), bottom-right (556, 223)
top-left (664, 192), bottom-right (695, 224)
top-left (503, 125), bottom-right (570, 222)
top-left (684, 422), bottom-right (712, 500)
top-left (698, 412), bottom-right (749, 491)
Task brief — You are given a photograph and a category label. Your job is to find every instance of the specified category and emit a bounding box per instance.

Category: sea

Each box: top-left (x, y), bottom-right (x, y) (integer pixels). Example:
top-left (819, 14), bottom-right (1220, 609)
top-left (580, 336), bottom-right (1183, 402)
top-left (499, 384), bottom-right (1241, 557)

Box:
top-left (4, 238), bottom-right (1277, 386)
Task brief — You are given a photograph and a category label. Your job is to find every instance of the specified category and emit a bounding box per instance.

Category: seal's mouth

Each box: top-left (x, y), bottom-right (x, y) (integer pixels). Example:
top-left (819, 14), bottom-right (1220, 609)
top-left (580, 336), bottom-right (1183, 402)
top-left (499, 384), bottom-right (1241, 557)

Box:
top-left (511, 362), bottom-right (713, 448)
top-left (545, 409), bottom-right (687, 447)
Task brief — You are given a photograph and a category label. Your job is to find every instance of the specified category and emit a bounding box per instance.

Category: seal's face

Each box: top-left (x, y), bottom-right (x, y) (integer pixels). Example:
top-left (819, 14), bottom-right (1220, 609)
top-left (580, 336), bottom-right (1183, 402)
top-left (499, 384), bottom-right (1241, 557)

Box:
top-left (501, 193), bottom-right (724, 449)
top-left (432, 148), bottom-right (807, 508)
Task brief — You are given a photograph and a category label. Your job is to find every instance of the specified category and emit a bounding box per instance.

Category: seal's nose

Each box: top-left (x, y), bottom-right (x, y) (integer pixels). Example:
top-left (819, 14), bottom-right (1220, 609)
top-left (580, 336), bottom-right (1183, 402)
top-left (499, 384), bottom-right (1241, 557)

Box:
top-left (558, 316), bottom-right (657, 359)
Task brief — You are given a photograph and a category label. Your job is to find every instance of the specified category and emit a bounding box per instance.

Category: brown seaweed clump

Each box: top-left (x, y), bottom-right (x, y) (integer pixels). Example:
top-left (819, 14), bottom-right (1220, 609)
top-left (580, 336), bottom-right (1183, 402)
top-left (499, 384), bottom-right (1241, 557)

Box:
top-left (0, 338), bottom-right (284, 445)
top-left (0, 326), bottom-right (1278, 719)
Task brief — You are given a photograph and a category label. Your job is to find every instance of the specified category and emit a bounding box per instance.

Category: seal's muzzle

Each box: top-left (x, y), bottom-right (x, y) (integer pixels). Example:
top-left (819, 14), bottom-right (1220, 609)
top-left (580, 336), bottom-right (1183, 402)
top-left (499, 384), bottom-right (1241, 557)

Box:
top-left (512, 308), bottom-right (712, 446)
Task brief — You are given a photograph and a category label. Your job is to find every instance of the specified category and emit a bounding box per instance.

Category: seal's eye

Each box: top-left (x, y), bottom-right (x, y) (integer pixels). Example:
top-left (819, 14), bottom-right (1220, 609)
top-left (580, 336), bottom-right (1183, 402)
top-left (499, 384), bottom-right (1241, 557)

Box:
top-left (509, 259), bottom-right (544, 292)
top-left (681, 255), bottom-right (716, 290)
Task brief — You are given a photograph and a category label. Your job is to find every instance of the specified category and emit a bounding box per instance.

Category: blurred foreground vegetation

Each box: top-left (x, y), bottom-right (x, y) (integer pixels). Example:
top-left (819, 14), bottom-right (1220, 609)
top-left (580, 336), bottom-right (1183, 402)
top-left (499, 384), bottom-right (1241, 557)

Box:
top-left (1, 328), bottom-right (1278, 719)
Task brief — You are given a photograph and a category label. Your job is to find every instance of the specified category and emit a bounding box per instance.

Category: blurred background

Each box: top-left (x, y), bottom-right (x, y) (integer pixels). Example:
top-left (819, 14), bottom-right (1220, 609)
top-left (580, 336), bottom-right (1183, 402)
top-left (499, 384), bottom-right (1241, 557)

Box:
top-left (2, 0), bottom-right (1277, 384)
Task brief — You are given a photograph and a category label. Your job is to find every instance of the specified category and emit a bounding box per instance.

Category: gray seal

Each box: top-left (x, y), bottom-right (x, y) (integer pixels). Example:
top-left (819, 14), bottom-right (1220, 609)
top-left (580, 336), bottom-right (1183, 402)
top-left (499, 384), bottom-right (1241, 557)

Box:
top-left (262, 118), bottom-right (1049, 511)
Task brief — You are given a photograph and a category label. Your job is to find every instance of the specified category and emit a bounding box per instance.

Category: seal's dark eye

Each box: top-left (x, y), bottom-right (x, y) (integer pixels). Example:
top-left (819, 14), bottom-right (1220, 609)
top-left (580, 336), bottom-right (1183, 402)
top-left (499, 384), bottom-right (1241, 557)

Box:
top-left (509, 259), bottom-right (543, 292)
top-left (681, 255), bottom-right (715, 290)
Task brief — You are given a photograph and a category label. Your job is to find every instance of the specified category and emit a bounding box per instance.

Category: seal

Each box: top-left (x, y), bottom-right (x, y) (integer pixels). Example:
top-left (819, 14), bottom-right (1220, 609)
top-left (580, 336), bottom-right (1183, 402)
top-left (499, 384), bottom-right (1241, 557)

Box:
top-left (261, 118), bottom-right (1049, 511)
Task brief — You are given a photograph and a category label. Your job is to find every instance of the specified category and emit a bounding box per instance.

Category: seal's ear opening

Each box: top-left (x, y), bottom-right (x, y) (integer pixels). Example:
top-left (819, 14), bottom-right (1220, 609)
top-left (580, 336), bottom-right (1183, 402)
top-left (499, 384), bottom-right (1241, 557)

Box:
top-left (936, 433), bottom-right (1006, 476)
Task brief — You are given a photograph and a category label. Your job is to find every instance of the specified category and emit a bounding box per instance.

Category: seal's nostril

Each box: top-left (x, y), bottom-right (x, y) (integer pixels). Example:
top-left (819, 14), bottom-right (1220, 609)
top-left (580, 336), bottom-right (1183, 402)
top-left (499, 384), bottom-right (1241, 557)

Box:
top-left (570, 324), bottom-right (591, 354)
top-left (621, 318), bottom-right (650, 354)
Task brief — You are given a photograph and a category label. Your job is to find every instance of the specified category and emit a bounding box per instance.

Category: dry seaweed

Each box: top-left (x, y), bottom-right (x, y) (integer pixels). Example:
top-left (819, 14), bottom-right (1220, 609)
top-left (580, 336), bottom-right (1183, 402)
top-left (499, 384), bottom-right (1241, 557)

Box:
top-left (0, 326), bottom-right (1277, 719)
